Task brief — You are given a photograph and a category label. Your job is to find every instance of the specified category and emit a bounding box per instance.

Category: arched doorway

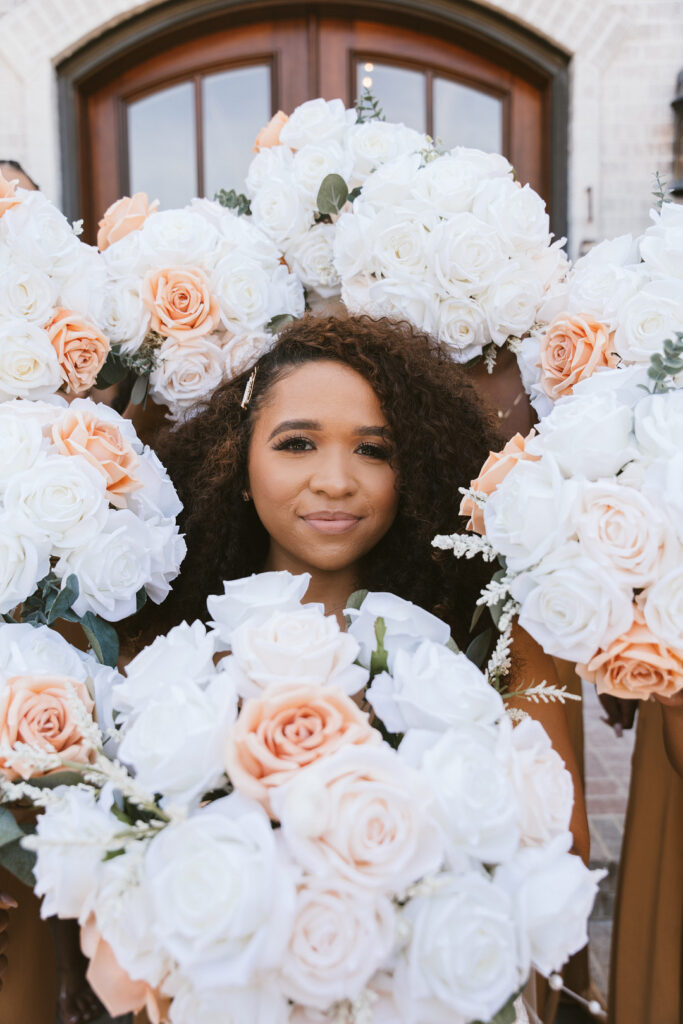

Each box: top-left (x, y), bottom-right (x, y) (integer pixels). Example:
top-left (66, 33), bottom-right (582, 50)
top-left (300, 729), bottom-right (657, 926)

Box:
top-left (58, 1), bottom-right (569, 243)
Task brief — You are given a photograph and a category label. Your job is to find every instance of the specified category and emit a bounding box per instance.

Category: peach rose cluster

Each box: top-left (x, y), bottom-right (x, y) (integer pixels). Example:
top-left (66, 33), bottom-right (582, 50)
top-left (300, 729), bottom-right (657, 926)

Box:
top-left (460, 431), bottom-right (539, 534)
top-left (45, 307), bottom-right (110, 394)
top-left (142, 266), bottom-right (220, 340)
top-left (539, 313), bottom-right (618, 400)
top-left (578, 608), bottom-right (683, 700)
top-left (0, 169), bottom-right (22, 219)
top-left (97, 192), bottom-right (159, 251)
top-left (52, 406), bottom-right (141, 508)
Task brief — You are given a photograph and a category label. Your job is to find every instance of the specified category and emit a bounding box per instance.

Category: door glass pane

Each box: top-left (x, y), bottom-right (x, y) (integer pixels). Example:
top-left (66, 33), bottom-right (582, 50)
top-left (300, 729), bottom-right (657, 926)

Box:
top-left (203, 65), bottom-right (271, 196)
top-left (128, 81), bottom-right (197, 208)
top-left (356, 61), bottom-right (426, 133)
top-left (433, 77), bottom-right (503, 153)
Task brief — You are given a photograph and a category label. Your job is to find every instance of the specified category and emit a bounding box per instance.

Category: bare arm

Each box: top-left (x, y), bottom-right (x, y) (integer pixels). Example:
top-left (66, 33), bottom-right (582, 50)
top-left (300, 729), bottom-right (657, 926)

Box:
top-left (505, 622), bottom-right (590, 864)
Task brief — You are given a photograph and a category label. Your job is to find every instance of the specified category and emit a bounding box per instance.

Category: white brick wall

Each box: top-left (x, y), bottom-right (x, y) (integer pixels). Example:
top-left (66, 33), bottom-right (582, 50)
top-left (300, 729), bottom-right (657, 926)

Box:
top-left (0, 0), bottom-right (681, 252)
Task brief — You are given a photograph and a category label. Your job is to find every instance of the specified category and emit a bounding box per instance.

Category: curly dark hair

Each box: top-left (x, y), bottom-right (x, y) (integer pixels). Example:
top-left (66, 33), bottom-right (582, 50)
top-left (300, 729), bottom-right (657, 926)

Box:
top-left (133, 313), bottom-right (502, 649)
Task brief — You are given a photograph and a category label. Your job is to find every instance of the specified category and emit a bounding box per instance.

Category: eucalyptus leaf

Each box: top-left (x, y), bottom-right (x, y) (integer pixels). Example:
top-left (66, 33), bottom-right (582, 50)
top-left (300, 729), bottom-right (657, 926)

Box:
top-left (0, 839), bottom-right (36, 887)
top-left (266, 313), bottom-right (297, 335)
top-left (46, 574), bottom-right (79, 624)
top-left (29, 770), bottom-right (84, 790)
top-left (130, 373), bottom-right (149, 407)
top-left (465, 628), bottom-right (494, 669)
top-left (445, 635), bottom-right (460, 654)
top-left (470, 603), bottom-right (486, 632)
top-left (0, 807), bottom-right (23, 848)
top-left (345, 589), bottom-right (369, 612)
top-left (95, 352), bottom-right (128, 390)
top-left (317, 173), bottom-right (349, 216)
top-left (80, 613), bottom-right (119, 668)
top-left (348, 186), bottom-right (362, 202)
top-left (136, 587), bottom-right (147, 613)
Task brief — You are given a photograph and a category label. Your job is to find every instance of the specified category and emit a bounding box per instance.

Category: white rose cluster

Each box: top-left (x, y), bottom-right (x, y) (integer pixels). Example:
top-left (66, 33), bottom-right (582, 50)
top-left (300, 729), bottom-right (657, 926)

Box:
top-left (333, 144), bottom-right (566, 363)
top-left (0, 396), bottom-right (184, 621)
top-left (100, 196), bottom-right (304, 419)
top-left (20, 572), bottom-right (601, 1024)
top-left (246, 98), bottom-right (428, 302)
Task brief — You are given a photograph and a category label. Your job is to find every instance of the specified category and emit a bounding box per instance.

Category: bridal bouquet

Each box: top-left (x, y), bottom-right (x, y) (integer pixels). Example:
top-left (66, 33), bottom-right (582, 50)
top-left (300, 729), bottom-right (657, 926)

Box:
top-left (440, 344), bottom-right (683, 701)
top-left (516, 200), bottom-right (683, 416)
top-left (3, 572), bottom-right (602, 1024)
top-left (0, 170), bottom-right (109, 400)
top-left (97, 193), bottom-right (304, 418)
top-left (0, 396), bottom-right (185, 661)
top-left (246, 96), bottom-right (428, 302)
top-left (333, 145), bottom-right (568, 364)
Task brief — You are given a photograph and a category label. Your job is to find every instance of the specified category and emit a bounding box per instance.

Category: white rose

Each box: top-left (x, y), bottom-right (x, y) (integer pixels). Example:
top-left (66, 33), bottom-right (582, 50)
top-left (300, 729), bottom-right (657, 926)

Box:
top-left (114, 619), bottom-right (217, 721)
top-left (55, 508), bottom-right (152, 621)
top-left (484, 456), bottom-right (578, 572)
top-left (332, 206), bottom-right (375, 280)
top-left (403, 721), bottom-right (520, 864)
top-left (118, 676), bottom-right (237, 806)
top-left (509, 718), bottom-right (573, 846)
top-left (346, 591), bottom-right (450, 671)
top-left (357, 153), bottom-right (421, 211)
top-left (207, 570), bottom-right (310, 649)
top-left (435, 294), bottom-right (488, 362)
top-left (572, 363), bottom-right (651, 408)
top-left (366, 277), bottom-right (438, 335)
top-left (278, 879), bottom-right (396, 1009)
top-left (515, 332), bottom-right (554, 418)
top-left (210, 255), bottom-right (272, 331)
top-left (139, 208), bottom-right (219, 266)
top-left (251, 182), bottom-right (315, 249)
top-left (0, 523), bottom-right (50, 614)
top-left (101, 277), bottom-right (150, 354)
top-left (57, 244), bottom-right (107, 328)
top-left (511, 541), bottom-right (634, 663)
top-left (0, 265), bottom-right (56, 324)
top-left (642, 566), bottom-right (683, 648)
top-left (0, 622), bottom-right (92, 679)
top-left (527, 391), bottom-right (638, 479)
top-left (0, 321), bottom-right (62, 401)
top-left (347, 121), bottom-right (426, 182)
top-left (613, 278), bottom-right (683, 364)
top-left (430, 213), bottom-right (504, 293)
top-left (370, 205), bottom-right (436, 281)
top-left (0, 396), bottom-right (66, 428)
top-left (143, 515), bottom-right (186, 605)
top-left (483, 261), bottom-right (543, 345)
top-left (576, 480), bottom-right (677, 588)
top-left (126, 445), bottom-right (182, 521)
top-left (567, 234), bottom-right (642, 327)
top-left (150, 335), bottom-right (225, 416)
top-left (395, 870), bottom-right (523, 1024)
top-left (102, 230), bottom-right (147, 279)
top-left (473, 179), bottom-right (550, 255)
top-left (170, 982), bottom-right (290, 1024)
top-left (447, 146), bottom-right (513, 179)
top-left (286, 223), bottom-right (340, 298)
top-left (639, 201), bottom-right (683, 279)
top-left (0, 192), bottom-right (81, 278)
top-left (411, 154), bottom-right (480, 214)
top-left (4, 453), bottom-right (107, 550)
top-left (227, 605), bottom-right (367, 698)
top-left (26, 786), bottom-right (120, 921)
top-left (273, 745), bottom-right (443, 893)
top-left (280, 98), bottom-right (355, 148)
top-left (641, 453), bottom-right (683, 542)
top-left (0, 412), bottom-right (44, 492)
top-left (221, 331), bottom-right (272, 380)
top-left (291, 140), bottom-right (352, 200)
top-left (245, 145), bottom-right (294, 196)
top-left (145, 793), bottom-right (297, 987)
top-left (266, 262), bottom-right (306, 320)
top-left (495, 833), bottom-right (605, 975)
top-left (633, 389), bottom-right (683, 461)
top-left (367, 640), bottom-right (503, 734)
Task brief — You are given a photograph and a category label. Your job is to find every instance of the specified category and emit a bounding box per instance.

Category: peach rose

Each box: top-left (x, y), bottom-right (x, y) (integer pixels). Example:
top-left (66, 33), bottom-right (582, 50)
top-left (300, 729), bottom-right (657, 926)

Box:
top-left (0, 674), bottom-right (95, 780)
top-left (81, 916), bottom-right (170, 1023)
top-left (225, 684), bottom-right (378, 811)
top-left (539, 313), bottom-right (618, 400)
top-left (142, 266), bottom-right (220, 340)
top-left (96, 192), bottom-right (158, 251)
top-left (45, 307), bottom-right (110, 394)
top-left (0, 169), bottom-right (21, 219)
top-left (459, 430), bottom-right (540, 534)
top-left (578, 608), bottom-right (683, 700)
top-left (253, 111), bottom-right (289, 152)
top-left (52, 407), bottom-right (142, 508)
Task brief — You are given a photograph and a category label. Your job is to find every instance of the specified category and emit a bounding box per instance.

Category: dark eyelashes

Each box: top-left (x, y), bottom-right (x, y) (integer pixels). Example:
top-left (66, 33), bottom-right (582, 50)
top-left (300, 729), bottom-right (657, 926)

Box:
top-left (272, 435), bottom-right (392, 460)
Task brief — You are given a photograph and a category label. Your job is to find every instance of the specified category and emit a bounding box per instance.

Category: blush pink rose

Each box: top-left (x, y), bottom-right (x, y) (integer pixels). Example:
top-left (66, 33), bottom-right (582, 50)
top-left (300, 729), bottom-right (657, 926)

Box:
top-left (142, 266), bottom-right (220, 340)
top-left (96, 193), bottom-right (159, 251)
top-left (45, 308), bottom-right (110, 394)
top-left (0, 169), bottom-right (21, 219)
top-left (539, 313), bottom-right (618, 400)
top-left (460, 431), bottom-right (540, 534)
top-left (225, 684), bottom-right (378, 812)
top-left (52, 407), bottom-right (142, 508)
top-left (81, 916), bottom-right (170, 1023)
top-left (253, 111), bottom-right (289, 152)
top-left (0, 674), bottom-right (95, 780)
top-left (578, 608), bottom-right (683, 700)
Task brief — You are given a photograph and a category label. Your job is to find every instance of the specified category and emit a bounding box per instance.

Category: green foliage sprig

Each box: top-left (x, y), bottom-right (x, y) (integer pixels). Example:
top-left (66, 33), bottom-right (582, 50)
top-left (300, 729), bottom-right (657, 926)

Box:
top-left (652, 172), bottom-right (669, 212)
top-left (647, 333), bottom-right (683, 393)
top-left (355, 88), bottom-right (385, 123)
top-left (214, 188), bottom-right (252, 216)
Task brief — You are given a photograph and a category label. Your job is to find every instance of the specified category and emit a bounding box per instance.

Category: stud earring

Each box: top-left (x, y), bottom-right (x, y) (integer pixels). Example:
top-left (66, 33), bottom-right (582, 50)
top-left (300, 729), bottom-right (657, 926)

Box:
top-left (241, 490), bottom-right (251, 502)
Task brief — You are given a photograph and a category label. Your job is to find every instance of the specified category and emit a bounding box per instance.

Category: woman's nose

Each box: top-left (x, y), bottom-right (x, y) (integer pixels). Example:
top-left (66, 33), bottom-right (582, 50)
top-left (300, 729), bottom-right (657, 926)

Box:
top-left (308, 452), bottom-right (358, 498)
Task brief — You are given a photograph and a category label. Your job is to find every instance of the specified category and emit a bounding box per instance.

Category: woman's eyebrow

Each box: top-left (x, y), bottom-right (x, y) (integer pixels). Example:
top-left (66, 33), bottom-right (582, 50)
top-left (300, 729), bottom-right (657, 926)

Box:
top-left (356, 426), bottom-right (391, 437)
top-left (267, 419), bottom-right (321, 441)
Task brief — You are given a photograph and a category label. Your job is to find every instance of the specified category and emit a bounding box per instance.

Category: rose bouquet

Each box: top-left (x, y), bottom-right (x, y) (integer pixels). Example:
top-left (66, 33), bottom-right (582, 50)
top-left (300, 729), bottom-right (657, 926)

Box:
top-left (0, 170), bottom-right (110, 399)
top-left (516, 200), bottom-right (683, 416)
top-left (0, 395), bottom-right (185, 662)
top-left (97, 192), bottom-right (304, 419)
top-left (333, 144), bottom-right (568, 365)
top-left (245, 96), bottom-right (428, 303)
top-left (438, 342), bottom-right (683, 701)
top-left (3, 571), bottom-right (602, 1024)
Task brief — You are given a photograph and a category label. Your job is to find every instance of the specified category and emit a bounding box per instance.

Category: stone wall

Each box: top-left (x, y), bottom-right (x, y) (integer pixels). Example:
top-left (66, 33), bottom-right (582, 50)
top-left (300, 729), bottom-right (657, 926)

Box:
top-left (0, 0), bottom-right (680, 252)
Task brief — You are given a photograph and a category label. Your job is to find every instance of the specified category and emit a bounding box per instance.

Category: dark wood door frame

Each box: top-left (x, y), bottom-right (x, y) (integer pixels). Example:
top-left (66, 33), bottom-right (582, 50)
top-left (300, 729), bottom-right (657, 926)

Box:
top-left (57, 0), bottom-right (569, 239)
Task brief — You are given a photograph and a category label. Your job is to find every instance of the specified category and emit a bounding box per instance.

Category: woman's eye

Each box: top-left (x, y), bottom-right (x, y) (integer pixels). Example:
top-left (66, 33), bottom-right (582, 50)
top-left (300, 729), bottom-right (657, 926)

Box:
top-left (274, 435), bottom-right (314, 452)
top-left (356, 442), bottom-right (391, 460)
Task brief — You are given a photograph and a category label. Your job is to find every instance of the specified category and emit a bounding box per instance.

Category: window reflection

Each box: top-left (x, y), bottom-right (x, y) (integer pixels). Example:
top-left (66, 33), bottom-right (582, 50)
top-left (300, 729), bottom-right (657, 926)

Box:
top-left (203, 65), bottom-right (271, 197)
top-left (433, 77), bottom-right (503, 153)
top-left (128, 81), bottom-right (197, 209)
top-left (356, 62), bottom-right (426, 132)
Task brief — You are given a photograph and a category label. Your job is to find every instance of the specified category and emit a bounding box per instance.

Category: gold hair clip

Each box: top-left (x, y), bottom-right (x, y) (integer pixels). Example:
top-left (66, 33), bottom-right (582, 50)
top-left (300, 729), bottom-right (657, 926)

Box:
top-left (240, 366), bottom-right (258, 410)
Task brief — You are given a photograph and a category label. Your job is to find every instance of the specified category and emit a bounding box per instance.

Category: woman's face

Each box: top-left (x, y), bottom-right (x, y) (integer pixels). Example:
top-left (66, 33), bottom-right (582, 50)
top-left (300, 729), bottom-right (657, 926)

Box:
top-left (247, 360), bottom-right (399, 576)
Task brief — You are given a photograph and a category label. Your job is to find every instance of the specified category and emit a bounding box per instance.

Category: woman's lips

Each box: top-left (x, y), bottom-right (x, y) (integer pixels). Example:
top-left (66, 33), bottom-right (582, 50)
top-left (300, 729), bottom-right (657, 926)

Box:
top-left (302, 512), bottom-right (361, 535)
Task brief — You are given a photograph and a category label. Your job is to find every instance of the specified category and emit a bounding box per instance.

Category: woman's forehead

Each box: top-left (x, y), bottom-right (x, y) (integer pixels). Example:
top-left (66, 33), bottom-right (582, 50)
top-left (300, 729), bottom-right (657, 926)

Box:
top-left (259, 361), bottom-right (388, 424)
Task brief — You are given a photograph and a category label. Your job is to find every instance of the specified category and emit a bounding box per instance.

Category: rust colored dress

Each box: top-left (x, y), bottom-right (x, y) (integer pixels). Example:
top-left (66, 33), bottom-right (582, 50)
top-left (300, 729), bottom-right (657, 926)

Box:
top-left (608, 699), bottom-right (683, 1024)
top-left (0, 866), bottom-right (56, 1024)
